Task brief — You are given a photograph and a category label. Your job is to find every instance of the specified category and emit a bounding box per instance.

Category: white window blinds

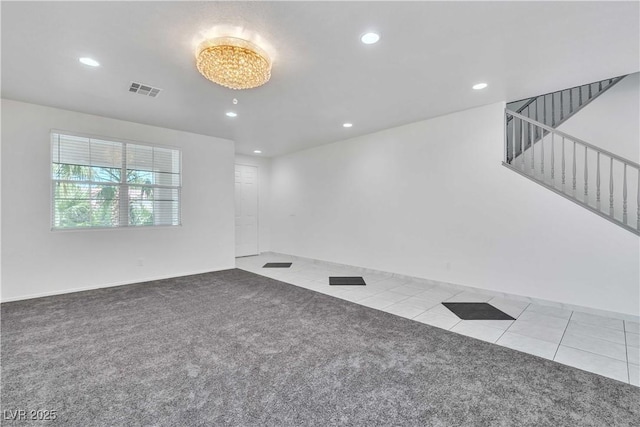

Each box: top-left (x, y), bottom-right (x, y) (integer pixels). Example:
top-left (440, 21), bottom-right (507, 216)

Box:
top-left (51, 132), bottom-right (181, 229)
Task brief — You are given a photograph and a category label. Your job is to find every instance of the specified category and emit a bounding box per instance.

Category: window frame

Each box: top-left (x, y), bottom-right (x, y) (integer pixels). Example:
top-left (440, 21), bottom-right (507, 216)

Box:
top-left (50, 129), bottom-right (182, 231)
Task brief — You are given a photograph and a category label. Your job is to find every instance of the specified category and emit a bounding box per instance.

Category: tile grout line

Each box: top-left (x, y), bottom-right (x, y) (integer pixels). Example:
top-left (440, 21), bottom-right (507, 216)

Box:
top-left (498, 303), bottom-right (532, 342)
top-left (408, 308), bottom-right (430, 320)
top-left (492, 303), bottom-right (532, 344)
top-left (559, 342), bottom-right (629, 364)
top-left (562, 327), bottom-right (629, 346)
top-left (494, 322), bottom-right (515, 344)
top-left (499, 329), bottom-right (560, 346)
top-left (570, 318), bottom-right (628, 332)
top-left (442, 300), bottom-right (463, 331)
top-left (553, 311), bottom-right (574, 360)
top-left (448, 318), bottom-right (462, 330)
top-left (411, 302), bottom-right (462, 330)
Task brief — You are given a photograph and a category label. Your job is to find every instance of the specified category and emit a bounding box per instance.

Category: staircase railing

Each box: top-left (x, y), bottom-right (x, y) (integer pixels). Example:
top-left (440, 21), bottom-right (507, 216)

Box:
top-left (504, 110), bottom-right (639, 235)
top-left (506, 76), bottom-right (625, 163)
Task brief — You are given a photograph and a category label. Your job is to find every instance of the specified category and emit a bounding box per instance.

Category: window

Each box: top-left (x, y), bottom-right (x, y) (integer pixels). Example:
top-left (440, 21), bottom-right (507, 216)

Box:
top-left (51, 132), bottom-right (181, 229)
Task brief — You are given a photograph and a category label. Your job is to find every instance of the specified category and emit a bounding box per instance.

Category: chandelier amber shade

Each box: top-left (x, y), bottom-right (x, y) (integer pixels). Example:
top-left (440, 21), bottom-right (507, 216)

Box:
top-left (196, 37), bottom-right (272, 90)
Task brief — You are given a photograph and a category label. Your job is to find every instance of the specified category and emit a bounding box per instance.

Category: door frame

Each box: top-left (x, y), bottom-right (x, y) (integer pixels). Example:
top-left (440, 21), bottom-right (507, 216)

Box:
top-left (235, 163), bottom-right (260, 256)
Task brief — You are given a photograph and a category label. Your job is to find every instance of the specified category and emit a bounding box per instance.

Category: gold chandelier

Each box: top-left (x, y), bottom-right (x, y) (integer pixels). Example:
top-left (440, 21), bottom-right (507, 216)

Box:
top-left (196, 37), bottom-right (272, 90)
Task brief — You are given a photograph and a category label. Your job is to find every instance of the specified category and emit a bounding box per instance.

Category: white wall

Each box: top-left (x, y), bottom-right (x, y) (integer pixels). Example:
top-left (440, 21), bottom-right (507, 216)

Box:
top-left (559, 72), bottom-right (639, 162)
top-left (235, 154), bottom-right (271, 253)
top-left (1, 99), bottom-right (235, 301)
top-left (270, 101), bottom-right (639, 316)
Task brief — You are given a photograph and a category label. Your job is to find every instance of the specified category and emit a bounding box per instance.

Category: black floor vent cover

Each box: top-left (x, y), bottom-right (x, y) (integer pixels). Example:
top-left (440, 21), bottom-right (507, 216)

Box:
top-left (442, 302), bottom-right (515, 320)
top-left (329, 277), bottom-right (366, 286)
top-left (263, 263), bottom-right (292, 268)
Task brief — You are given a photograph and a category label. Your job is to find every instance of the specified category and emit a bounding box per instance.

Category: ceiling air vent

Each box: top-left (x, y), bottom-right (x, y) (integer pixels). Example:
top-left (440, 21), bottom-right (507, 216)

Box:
top-left (128, 81), bottom-right (162, 98)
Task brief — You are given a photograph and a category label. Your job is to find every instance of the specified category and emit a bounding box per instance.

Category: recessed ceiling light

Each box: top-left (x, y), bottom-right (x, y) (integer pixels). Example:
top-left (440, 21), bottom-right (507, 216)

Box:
top-left (226, 111), bottom-right (238, 117)
top-left (472, 83), bottom-right (488, 90)
top-left (360, 32), bottom-right (380, 45)
top-left (253, 150), bottom-right (262, 154)
top-left (343, 123), bottom-right (353, 128)
top-left (79, 57), bottom-right (100, 67)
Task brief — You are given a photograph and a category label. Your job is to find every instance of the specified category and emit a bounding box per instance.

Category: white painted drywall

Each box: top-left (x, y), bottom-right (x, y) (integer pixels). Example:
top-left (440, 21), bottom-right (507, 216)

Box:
top-left (270, 102), bottom-right (639, 316)
top-left (235, 154), bottom-right (271, 254)
top-left (558, 72), bottom-right (639, 163)
top-left (1, 99), bottom-right (236, 301)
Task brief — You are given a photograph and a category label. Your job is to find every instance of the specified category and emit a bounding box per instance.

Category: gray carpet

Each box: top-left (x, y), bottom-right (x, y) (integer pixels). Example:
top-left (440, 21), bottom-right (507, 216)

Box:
top-left (1, 269), bottom-right (638, 426)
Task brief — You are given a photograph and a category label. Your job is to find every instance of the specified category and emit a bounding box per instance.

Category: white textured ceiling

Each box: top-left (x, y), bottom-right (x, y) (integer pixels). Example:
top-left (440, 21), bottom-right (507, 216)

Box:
top-left (2, 1), bottom-right (638, 157)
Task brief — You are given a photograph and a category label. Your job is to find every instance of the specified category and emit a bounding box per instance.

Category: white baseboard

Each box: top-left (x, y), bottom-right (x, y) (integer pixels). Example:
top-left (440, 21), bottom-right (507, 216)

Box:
top-left (0, 265), bottom-right (236, 303)
top-left (261, 251), bottom-right (640, 323)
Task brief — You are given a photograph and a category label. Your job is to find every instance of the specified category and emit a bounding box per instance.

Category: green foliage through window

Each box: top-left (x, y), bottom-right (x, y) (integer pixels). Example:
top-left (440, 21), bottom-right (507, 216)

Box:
top-left (51, 133), bottom-right (181, 229)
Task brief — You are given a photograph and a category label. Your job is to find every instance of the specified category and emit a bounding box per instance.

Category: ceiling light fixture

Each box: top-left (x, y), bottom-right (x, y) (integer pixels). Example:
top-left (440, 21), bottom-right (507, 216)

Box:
top-left (226, 111), bottom-right (238, 117)
top-left (472, 83), bottom-right (488, 90)
top-left (196, 37), bottom-right (272, 90)
top-left (343, 123), bottom-right (353, 128)
top-left (79, 57), bottom-right (100, 67)
top-left (253, 150), bottom-right (262, 154)
top-left (360, 32), bottom-right (380, 44)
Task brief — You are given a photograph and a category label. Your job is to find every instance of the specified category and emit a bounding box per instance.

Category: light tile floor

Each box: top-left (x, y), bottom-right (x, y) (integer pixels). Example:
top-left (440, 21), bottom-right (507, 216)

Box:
top-left (236, 254), bottom-right (640, 386)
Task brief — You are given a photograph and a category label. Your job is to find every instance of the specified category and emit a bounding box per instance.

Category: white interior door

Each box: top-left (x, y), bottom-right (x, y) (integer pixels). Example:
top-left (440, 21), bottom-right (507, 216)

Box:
top-left (235, 164), bottom-right (259, 257)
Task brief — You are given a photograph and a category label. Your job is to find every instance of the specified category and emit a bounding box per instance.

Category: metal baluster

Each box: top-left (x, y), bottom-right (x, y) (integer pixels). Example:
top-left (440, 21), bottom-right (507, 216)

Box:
top-left (584, 146), bottom-right (588, 198)
top-left (569, 88), bottom-right (573, 114)
top-left (599, 80), bottom-right (603, 92)
top-left (541, 126), bottom-right (545, 175)
top-left (588, 83), bottom-right (593, 99)
top-left (521, 119), bottom-right (525, 170)
top-left (543, 94), bottom-right (547, 126)
top-left (596, 152), bottom-right (601, 209)
top-left (623, 163), bottom-right (628, 224)
top-left (572, 141), bottom-right (577, 192)
top-left (560, 91), bottom-right (564, 121)
top-left (528, 101), bottom-right (533, 139)
top-left (561, 137), bottom-right (566, 185)
top-left (535, 100), bottom-right (539, 139)
top-left (551, 133), bottom-right (555, 181)
top-left (552, 93), bottom-right (556, 127)
top-left (579, 85), bottom-right (583, 106)
top-left (609, 158), bottom-right (614, 216)
top-left (511, 115), bottom-right (516, 164)
top-left (531, 123), bottom-right (535, 172)
top-left (504, 111), bottom-right (508, 163)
